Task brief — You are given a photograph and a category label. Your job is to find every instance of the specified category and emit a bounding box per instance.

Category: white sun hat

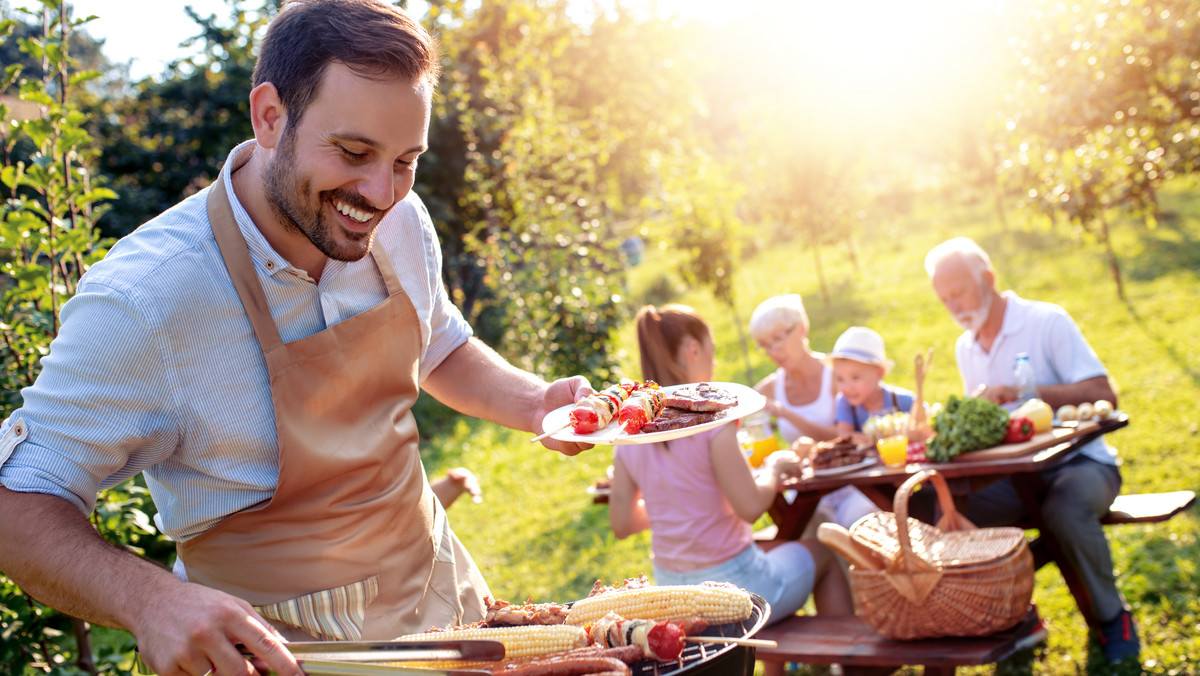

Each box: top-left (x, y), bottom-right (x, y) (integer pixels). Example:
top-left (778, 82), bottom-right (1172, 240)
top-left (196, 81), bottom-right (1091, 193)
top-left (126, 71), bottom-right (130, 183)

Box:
top-left (828, 326), bottom-right (894, 372)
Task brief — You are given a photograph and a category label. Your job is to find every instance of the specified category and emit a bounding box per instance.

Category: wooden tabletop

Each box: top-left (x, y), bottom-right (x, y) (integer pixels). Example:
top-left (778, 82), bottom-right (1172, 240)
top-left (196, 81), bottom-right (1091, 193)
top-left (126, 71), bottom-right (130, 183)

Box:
top-left (768, 413), bottom-right (1129, 539)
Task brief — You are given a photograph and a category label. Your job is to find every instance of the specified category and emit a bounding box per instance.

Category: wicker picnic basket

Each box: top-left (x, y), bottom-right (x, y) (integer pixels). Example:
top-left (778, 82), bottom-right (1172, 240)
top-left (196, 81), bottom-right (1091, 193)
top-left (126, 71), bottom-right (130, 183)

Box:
top-left (840, 469), bottom-right (1034, 640)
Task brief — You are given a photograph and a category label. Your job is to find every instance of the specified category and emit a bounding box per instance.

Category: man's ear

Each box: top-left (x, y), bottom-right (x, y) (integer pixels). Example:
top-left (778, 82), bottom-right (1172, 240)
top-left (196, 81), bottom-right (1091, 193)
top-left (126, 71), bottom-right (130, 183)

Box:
top-left (248, 82), bottom-right (287, 149)
top-left (982, 268), bottom-right (997, 291)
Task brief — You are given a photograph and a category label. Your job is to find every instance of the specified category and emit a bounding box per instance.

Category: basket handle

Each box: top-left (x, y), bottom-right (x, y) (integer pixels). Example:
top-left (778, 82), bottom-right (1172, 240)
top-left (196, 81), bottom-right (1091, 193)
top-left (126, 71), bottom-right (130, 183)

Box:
top-left (892, 468), bottom-right (964, 549)
top-left (880, 470), bottom-right (963, 604)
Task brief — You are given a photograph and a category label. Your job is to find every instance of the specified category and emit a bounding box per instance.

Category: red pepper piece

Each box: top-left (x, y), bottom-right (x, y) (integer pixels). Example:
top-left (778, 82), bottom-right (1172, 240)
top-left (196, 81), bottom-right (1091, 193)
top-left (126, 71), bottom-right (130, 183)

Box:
top-left (1005, 416), bottom-right (1036, 443)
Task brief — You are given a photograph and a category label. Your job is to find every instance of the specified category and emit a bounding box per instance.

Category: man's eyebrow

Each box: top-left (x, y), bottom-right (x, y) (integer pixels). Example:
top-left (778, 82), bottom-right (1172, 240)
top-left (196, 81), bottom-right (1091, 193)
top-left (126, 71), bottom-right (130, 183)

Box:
top-left (328, 133), bottom-right (426, 155)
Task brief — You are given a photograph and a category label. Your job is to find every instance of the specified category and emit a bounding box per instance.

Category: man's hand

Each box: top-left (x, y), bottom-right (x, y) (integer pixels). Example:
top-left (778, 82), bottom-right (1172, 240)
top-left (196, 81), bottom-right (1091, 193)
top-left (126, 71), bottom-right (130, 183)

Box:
top-left (132, 582), bottom-right (301, 676)
top-left (971, 383), bottom-right (1019, 406)
top-left (532, 375), bottom-right (594, 456)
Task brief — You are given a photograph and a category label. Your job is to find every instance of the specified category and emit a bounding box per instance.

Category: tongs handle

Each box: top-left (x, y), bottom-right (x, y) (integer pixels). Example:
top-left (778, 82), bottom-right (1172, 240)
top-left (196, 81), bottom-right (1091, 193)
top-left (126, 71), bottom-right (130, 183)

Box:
top-left (243, 638), bottom-right (504, 666)
top-left (292, 661), bottom-right (492, 676)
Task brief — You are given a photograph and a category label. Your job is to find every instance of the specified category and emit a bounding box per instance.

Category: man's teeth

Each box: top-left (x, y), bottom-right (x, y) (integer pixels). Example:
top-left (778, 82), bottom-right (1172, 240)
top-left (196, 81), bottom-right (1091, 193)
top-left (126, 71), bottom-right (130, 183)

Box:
top-left (335, 201), bottom-right (371, 223)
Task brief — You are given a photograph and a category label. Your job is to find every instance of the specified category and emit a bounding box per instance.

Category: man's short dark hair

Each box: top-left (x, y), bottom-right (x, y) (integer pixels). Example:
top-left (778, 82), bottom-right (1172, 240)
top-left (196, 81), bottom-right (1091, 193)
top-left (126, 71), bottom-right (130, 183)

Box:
top-left (253, 0), bottom-right (441, 126)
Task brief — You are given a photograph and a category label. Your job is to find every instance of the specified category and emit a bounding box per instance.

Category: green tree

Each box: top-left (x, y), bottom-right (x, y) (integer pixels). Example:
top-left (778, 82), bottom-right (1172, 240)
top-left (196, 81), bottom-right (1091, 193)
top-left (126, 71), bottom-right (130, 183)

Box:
top-left (0, 3), bottom-right (107, 93)
top-left (995, 0), bottom-right (1200, 299)
top-left (89, 0), bottom-right (274, 237)
top-left (0, 3), bottom-right (137, 674)
top-left (423, 1), bottom-right (745, 383)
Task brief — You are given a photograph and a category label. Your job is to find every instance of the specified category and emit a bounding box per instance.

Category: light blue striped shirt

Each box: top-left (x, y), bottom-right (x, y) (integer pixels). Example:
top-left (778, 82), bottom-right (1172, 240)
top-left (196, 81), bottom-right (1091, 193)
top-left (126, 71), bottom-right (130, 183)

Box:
top-left (0, 141), bottom-right (472, 540)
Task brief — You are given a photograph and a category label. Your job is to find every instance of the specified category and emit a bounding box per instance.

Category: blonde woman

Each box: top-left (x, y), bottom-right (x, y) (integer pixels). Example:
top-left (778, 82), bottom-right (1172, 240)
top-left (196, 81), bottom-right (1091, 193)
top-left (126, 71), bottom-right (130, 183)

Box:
top-left (749, 295), bottom-right (876, 528)
top-left (749, 294), bottom-right (840, 443)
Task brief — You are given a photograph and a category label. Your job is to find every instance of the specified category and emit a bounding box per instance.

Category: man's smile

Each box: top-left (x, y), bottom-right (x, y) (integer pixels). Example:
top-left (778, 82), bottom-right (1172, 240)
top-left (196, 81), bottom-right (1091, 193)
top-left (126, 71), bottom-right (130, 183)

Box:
top-left (334, 198), bottom-right (373, 224)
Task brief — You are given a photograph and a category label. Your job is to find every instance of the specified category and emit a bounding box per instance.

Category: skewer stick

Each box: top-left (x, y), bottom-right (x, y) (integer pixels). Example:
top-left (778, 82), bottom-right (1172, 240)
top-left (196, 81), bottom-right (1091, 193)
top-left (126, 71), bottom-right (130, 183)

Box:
top-left (685, 636), bottom-right (778, 648)
top-left (606, 419), bottom-right (632, 444)
top-left (530, 422), bottom-right (571, 444)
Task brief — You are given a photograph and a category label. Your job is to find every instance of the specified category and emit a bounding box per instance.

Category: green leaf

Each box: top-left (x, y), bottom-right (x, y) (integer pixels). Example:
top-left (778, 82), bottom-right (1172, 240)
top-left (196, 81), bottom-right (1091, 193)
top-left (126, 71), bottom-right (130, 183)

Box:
top-left (0, 165), bottom-right (20, 190)
top-left (17, 81), bottom-right (53, 108)
top-left (73, 187), bottom-right (118, 208)
top-left (68, 70), bottom-right (102, 86)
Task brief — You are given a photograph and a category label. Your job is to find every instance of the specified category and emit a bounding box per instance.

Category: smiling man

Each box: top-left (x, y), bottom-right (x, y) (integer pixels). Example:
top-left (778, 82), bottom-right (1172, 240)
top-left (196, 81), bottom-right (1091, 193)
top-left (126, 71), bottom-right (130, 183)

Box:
top-left (0, 2), bottom-right (593, 675)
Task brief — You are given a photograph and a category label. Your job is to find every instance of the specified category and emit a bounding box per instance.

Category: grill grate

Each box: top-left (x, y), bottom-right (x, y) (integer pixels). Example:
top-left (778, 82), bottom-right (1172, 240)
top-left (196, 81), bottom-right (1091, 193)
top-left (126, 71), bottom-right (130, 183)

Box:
top-left (630, 593), bottom-right (769, 676)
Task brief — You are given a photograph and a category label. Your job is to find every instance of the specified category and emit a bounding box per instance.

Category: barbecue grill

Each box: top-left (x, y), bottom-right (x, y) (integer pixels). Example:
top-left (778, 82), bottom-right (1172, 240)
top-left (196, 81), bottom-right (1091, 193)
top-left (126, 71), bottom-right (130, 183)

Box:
top-left (628, 592), bottom-right (769, 676)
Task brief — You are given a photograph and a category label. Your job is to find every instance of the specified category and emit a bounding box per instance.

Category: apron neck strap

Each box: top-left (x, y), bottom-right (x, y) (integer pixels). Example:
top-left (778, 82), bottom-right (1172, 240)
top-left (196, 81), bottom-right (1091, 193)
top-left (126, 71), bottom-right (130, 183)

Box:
top-left (208, 175), bottom-right (285, 353)
top-left (368, 235), bottom-right (403, 298)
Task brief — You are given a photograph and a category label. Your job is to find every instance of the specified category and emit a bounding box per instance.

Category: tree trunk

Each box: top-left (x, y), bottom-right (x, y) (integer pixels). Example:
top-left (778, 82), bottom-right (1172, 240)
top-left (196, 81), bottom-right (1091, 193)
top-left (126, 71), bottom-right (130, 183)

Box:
top-left (811, 229), bottom-right (830, 309)
top-left (729, 301), bottom-right (755, 387)
top-left (992, 171), bottom-right (1009, 231)
top-left (1097, 214), bottom-right (1125, 301)
top-left (71, 617), bottom-right (97, 674)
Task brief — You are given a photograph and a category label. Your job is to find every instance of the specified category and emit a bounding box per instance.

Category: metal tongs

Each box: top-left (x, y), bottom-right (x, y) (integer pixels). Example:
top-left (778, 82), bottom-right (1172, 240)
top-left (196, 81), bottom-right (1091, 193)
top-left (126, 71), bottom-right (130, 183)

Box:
top-left (249, 638), bottom-right (503, 675)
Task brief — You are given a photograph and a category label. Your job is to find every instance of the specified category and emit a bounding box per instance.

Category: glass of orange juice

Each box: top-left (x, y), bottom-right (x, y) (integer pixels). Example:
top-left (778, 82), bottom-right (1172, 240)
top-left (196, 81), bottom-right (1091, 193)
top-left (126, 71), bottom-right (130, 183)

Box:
top-left (748, 435), bottom-right (781, 468)
top-left (876, 434), bottom-right (909, 467)
top-left (739, 411), bottom-right (779, 468)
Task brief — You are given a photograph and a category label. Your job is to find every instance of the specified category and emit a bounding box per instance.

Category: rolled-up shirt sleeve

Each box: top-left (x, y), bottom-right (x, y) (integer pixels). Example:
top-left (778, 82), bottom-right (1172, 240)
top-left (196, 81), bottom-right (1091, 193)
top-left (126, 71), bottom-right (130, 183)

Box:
top-left (0, 279), bottom-right (179, 515)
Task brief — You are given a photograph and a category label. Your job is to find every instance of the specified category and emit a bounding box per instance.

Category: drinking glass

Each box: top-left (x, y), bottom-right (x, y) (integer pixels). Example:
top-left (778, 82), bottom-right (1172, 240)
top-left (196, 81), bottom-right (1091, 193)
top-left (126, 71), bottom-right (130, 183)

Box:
top-left (876, 434), bottom-right (909, 467)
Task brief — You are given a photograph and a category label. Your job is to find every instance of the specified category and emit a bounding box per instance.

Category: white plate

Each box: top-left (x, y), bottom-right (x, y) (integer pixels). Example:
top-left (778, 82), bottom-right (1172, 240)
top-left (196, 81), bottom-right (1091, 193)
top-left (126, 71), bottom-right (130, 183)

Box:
top-left (542, 382), bottom-right (765, 446)
top-left (810, 455), bottom-right (878, 477)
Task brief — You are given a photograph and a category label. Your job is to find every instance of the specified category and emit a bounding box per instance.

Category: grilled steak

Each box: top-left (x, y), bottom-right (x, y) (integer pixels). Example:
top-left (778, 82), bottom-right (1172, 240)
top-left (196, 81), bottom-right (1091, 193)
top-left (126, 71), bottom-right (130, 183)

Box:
top-left (811, 436), bottom-right (869, 469)
top-left (641, 408), bottom-right (724, 433)
top-left (660, 382), bottom-right (738, 412)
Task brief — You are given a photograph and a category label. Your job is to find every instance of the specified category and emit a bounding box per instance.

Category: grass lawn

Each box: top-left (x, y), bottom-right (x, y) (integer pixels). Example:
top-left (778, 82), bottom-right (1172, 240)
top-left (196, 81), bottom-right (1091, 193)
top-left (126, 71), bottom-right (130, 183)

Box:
top-left (420, 179), bottom-right (1200, 675)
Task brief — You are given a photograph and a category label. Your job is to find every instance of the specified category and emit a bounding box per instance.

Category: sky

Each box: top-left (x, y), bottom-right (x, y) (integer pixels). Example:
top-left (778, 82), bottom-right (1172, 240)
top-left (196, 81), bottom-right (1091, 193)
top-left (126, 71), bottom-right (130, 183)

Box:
top-left (8, 0), bottom-right (1004, 143)
top-left (12, 0), bottom-right (234, 80)
top-left (10, 0), bottom-right (741, 81)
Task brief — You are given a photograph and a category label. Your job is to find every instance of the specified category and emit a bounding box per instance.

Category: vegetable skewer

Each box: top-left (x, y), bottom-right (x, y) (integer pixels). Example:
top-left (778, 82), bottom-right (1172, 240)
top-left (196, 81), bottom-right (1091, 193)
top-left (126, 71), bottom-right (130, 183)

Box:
top-left (617, 382), bottom-right (664, 435)
top-left (568, 381), bottom-right (639, 435)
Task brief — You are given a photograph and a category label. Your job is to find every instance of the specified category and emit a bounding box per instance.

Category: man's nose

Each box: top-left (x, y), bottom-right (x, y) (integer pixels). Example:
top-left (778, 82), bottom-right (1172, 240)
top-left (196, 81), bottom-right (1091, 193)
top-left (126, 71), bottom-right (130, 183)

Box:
top-left (357, 163), bottom-right (396, 210)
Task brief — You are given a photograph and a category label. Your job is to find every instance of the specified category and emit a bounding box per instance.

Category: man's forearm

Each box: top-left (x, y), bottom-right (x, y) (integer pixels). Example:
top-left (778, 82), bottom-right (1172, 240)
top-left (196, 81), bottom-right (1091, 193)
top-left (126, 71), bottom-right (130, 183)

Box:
top-left (423, 338), bottom-right (548, 432)
top-left (1037, 375), bottom-right (1117, 411)
top-left (0, 486), bottom-right (178, 633)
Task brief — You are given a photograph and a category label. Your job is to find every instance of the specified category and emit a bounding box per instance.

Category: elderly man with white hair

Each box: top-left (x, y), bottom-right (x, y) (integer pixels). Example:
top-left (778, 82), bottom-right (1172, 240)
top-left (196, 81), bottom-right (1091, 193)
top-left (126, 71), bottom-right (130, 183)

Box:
top-left (924, 236), bottom-right (1138, 665)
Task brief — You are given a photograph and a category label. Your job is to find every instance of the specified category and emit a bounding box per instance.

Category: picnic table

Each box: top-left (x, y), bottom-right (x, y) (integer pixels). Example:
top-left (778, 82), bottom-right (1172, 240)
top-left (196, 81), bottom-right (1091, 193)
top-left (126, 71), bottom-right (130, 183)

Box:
top-left (763, 412), bottom-right (1196, 631)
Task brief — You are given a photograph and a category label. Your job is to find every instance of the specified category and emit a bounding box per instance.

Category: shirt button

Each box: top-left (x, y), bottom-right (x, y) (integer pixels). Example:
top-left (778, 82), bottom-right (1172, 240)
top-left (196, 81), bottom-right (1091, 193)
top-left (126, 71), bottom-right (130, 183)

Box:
top-left (13, 424), bottom-right (23, 436)
top-left (265, 260), bottom-right (276, 270)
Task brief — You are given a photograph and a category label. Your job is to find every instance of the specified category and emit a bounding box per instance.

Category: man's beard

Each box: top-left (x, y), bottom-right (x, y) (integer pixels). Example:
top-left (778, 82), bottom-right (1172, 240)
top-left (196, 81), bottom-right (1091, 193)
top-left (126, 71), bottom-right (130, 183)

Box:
top-left (953, 288), bottom-right (993, 334)
top-left (263, 130), bottom-right (377, 263)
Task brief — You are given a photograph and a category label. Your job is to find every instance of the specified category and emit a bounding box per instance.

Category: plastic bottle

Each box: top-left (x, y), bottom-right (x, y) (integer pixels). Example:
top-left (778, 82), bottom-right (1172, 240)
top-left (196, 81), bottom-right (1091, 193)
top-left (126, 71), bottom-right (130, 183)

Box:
top-left (1013, 353), bottom-right (1038, 405)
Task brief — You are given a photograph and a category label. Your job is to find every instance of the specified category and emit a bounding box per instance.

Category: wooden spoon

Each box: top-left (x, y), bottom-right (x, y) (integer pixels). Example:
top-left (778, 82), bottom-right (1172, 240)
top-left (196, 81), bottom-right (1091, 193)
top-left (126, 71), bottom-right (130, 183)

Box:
top-left (912, 350), bottom-right (930, 433)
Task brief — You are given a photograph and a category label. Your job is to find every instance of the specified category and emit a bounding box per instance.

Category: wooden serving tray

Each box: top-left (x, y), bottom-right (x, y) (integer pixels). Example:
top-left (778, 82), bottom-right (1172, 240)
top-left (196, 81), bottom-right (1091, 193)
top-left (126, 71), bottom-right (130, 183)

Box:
top-left (953, 420), bottom-right (1100, 460)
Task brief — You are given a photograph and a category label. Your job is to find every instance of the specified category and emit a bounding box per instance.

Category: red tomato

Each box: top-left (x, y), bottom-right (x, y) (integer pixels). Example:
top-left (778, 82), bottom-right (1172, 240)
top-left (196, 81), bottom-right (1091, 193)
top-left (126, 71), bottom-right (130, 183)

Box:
top-left (646, 622), bottom-right (685, 661)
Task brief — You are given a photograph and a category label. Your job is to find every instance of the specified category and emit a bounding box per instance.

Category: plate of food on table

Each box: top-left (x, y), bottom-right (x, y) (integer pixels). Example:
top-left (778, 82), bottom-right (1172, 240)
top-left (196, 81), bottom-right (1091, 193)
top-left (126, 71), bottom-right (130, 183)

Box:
top-left (538, 380), bottom-right (766, 446)
top-left (806, 436), bottom-right (878, 477)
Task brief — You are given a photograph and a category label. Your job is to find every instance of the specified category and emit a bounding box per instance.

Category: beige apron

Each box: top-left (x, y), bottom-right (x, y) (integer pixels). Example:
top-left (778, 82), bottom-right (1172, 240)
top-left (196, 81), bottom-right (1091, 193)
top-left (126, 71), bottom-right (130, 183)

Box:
top-left (177, 167), bottom-right (488, 641)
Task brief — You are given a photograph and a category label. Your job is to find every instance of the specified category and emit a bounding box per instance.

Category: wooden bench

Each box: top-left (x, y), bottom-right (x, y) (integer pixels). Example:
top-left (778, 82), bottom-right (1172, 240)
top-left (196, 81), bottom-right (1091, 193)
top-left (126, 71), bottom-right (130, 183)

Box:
top-left (756, 491), bottom-right (1196, 542)
top-left (754, 608), bottom-right (1045, 675)
top-left (1026, 490), bottom-right (1195, 627)
top-left (1099, 490), bottom-right (1195, 525)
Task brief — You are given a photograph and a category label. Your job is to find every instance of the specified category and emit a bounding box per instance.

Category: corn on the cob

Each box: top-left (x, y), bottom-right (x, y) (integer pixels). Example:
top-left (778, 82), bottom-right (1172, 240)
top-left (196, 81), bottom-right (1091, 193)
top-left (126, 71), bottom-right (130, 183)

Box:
top-left (564, 584), bottom-right (753, 626)
top-left (390, 624), bottom-right (588, 667)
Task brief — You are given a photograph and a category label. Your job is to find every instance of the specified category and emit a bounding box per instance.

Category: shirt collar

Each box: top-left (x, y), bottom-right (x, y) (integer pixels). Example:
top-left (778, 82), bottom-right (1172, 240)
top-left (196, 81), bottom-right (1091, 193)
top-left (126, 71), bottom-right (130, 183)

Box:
top-left (219, 140), bottom-right (302, 280)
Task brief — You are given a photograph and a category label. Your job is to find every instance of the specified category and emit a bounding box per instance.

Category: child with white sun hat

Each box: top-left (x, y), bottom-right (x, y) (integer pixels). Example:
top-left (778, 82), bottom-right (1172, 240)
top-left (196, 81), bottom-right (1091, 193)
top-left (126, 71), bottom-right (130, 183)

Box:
top-left (828, 326), bottom-right (915, 446)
